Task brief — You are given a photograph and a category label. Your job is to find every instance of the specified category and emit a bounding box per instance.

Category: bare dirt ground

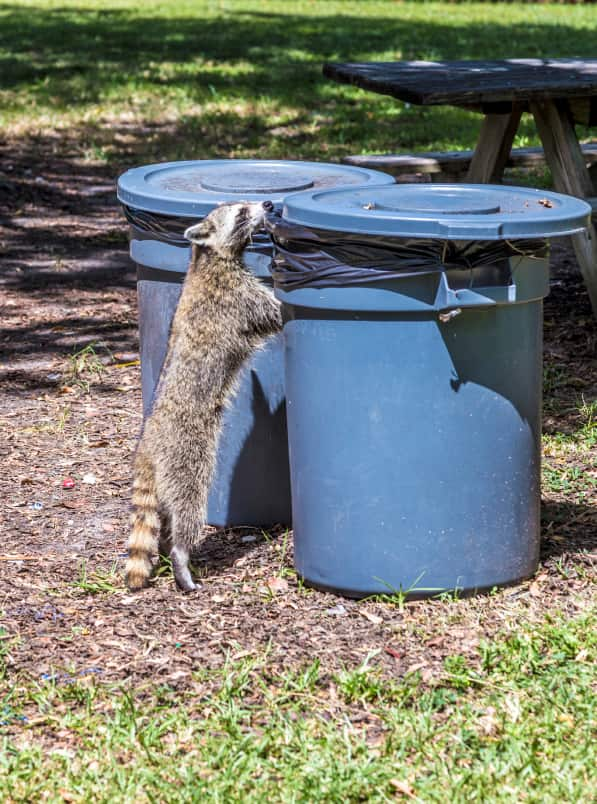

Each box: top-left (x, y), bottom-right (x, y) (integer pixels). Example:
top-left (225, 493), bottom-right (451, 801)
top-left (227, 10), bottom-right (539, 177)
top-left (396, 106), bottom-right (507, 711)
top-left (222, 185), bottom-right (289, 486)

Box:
top-left (1, 133), bottom-right (595, 692)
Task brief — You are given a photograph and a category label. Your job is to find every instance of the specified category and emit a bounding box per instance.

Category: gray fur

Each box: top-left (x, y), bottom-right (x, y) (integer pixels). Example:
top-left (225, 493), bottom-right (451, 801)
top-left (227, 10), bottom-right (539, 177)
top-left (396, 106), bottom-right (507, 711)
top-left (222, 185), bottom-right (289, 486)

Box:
top-left (126, 201), bottom-right (282, 592)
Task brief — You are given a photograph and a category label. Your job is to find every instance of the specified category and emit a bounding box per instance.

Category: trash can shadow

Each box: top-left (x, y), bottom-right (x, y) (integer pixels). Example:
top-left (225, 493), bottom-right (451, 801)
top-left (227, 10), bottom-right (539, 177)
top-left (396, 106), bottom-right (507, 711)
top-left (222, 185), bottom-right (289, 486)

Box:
top-left (210, 349), bottom-right (292, 528)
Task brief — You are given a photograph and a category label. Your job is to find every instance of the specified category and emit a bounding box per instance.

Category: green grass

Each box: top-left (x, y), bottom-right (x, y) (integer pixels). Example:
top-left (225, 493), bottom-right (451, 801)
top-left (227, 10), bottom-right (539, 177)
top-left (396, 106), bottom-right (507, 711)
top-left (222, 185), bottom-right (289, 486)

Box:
top-left (71, 561), bottom-right (121, 595)
top-left (542, 395), bottom-right (597, 499)
top-left (1, 0), bottom-right (595, 165)
top-left (64, 343), bottom-right (110, 393)
top-left (1, 610), bottom-right (595, 802)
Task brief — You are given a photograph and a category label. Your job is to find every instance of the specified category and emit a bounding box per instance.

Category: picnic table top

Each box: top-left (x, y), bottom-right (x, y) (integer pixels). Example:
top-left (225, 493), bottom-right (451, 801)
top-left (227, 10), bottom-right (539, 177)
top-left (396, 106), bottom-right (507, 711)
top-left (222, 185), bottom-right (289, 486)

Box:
top-left (323, 59), bottom-right (597, 111)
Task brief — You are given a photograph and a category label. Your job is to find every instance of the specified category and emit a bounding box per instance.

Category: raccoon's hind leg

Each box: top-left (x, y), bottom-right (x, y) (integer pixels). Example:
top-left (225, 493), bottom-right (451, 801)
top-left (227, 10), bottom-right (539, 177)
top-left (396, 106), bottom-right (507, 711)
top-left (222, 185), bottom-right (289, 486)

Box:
top-left (168, 508), bottom-right (203, 593)
top-left (170, 543), bottom-right (199, 593)
top-left (158, 507), bottom-right (199, 591)
top-left (157, 506), bottom-right (172, 558)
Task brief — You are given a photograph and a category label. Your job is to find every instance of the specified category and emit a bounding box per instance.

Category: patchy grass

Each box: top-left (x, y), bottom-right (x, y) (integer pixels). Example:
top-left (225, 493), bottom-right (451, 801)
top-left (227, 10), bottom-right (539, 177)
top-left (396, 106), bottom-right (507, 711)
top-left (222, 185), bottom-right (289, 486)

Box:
top-left (542, 391), bottom-right (597, 508)
top-left (0, 610), bottom-right (595, 802)
top-left (70, 561), bottom-right (121, 595)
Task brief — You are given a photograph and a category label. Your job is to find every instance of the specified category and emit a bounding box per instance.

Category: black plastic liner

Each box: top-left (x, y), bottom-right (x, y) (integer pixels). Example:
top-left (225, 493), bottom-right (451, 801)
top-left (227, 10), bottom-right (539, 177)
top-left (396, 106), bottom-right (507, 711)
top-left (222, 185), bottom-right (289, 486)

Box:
top-left (122, 205), bottom-right (192, 245)
top-left (266, 217), bottom-right (548, 291)
top-left (123, 205), bottom-right (271, 249)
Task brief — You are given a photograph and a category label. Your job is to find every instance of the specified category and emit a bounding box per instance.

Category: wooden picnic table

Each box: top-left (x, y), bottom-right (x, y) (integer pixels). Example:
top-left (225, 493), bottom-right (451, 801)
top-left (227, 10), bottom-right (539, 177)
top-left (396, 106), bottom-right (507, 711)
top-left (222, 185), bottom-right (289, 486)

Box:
top-left (323, 59), bottom-right (597, 316)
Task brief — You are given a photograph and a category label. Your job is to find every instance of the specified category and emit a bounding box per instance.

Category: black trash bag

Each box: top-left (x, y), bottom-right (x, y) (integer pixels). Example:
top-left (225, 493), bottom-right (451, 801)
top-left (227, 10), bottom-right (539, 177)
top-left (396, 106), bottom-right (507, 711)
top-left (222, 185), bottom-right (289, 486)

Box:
top-left (265, 216), bottom-right (547, 291)
top-left (122, 205), bottom-right (271, 250)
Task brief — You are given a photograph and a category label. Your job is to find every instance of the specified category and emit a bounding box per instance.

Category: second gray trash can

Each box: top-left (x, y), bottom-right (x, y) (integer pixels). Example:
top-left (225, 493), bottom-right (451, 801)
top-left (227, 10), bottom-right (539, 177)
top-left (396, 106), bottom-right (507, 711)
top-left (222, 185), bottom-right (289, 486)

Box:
top-left (269, 183), bottom-right (591, 597)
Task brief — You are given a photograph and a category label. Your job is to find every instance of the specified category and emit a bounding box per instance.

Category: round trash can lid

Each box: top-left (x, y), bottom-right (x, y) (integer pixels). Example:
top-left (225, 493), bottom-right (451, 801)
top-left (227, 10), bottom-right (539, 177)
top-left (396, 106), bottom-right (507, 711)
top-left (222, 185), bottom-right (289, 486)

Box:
top-left (281, 183), bottom-right (592, 239)
top-left (117, 160), bottom-right (394, 217)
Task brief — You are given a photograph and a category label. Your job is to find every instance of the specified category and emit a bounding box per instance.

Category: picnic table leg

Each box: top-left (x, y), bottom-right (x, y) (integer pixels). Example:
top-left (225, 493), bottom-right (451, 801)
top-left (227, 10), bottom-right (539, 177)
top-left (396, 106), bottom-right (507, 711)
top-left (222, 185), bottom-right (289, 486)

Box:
top-left (531, 99), bottom-right (597, 318)
top-left (466, 105), bottom-right (522, 183)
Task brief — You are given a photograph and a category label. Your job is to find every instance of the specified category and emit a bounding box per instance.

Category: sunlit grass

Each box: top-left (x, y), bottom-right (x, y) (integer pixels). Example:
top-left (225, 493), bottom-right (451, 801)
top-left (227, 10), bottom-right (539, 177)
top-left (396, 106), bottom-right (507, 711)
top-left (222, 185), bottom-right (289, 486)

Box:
top-left (1, 0), bottom-right (594, 165)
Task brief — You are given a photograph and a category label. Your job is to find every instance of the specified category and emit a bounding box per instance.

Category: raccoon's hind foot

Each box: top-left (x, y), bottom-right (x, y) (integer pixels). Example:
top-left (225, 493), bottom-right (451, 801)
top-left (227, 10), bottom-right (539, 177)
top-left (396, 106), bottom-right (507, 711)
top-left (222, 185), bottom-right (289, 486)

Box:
top-left (170, 544), bottom-right (201, 593)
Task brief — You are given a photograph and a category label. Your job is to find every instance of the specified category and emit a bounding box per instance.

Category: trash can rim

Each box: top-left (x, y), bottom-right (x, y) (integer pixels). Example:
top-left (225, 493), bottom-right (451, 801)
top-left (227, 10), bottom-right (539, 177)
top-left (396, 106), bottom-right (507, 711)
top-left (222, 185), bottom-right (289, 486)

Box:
top-left (116, 158), bottom-right (395, 218)
top-left (280, 183), bottom-right (592, 240)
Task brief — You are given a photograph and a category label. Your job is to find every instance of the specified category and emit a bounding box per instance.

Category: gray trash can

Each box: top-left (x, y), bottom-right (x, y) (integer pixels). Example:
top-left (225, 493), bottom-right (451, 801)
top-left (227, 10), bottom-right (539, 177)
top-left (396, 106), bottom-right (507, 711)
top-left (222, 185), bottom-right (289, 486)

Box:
top-left (269, 184), bottom-right (591, 597)
top-left (116, 160), bottom-right (394, 527)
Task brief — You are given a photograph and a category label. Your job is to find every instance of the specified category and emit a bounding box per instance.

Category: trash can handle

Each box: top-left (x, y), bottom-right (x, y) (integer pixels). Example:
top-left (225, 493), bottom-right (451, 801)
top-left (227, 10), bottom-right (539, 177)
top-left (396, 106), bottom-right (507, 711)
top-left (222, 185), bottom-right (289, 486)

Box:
top-left (435, 273), bottom-right (498, 311)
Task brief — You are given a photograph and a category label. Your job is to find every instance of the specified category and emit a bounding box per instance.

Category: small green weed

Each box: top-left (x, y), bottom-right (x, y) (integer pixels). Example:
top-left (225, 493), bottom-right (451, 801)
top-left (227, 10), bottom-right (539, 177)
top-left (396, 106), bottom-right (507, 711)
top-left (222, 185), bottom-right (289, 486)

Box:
top-left (364, 572), bottom-right (443, 610)
top-left (71, 561), bottom-right (120, 595)
top-left (543, 464), bottom-right (596, 495)
top-left (0, 630), bottom-right (14, 682)
top-left (578, 397), bottom-right (597, 448)
top-left (336, 650), bottom-right (388, 703)
top-left (444, 654), bottom-right (476, 690)
top-left (64, 343), bottom-right (111, 392)
top-left (543, 362), bottom-right (570, 395)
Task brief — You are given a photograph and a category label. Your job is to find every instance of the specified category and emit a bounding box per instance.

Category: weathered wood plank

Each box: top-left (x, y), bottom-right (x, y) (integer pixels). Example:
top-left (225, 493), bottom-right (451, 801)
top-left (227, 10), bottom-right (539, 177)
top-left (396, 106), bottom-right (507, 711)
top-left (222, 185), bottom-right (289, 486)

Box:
top-left (466, 107), bottom-right (522, 183)
top-left (342, 142), bottom-right (597, 176)
top-left (531, 99), bottom-right (597, 316)
top-left (323, 59), bottom-right (597, 108)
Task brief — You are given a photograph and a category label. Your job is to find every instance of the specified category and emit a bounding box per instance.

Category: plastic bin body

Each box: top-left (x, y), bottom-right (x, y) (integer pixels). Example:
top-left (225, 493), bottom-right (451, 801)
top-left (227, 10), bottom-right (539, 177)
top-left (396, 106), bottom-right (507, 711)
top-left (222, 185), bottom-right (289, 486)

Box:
top-left (281, 272), bottom-right (544, 596)
top-left (118, 160), bottom-right (394, 527)
top-left (273, 183), bottom-right (590, 597)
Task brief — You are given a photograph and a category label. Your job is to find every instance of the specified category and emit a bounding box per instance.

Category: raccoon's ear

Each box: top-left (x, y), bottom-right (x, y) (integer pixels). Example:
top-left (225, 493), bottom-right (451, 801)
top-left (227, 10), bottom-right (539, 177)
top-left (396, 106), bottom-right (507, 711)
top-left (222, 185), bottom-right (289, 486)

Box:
top-left (184, 219), bottom-right (211, 243)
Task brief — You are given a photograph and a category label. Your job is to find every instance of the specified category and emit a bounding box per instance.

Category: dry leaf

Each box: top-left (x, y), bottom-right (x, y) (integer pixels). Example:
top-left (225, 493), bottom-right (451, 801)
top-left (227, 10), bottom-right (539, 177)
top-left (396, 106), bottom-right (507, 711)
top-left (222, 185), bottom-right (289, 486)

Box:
top-left (405, 661), bottom-right (428, 675)
top-left (504, 695), bottom-right (521, 724)
top-left (478, 705), bottom-right (499, 736)
top-left (266, 576), bottom-right (289, 594)
top-left (0, 554), bottom-right (38, 561)
top-left (114, 360), bottom-right (140, 368)
top-left (359, 609), bottom-right (383, 625)
top-left (326, 604), bottom-right (347, 617)
top-left (389, 778), bottom-right (415, 798)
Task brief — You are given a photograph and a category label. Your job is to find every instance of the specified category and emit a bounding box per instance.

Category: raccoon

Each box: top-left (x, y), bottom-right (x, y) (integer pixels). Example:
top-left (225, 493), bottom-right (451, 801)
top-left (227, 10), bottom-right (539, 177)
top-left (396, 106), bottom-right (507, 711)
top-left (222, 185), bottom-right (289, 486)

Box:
top-left (125, 200), bottom-right (282, 592)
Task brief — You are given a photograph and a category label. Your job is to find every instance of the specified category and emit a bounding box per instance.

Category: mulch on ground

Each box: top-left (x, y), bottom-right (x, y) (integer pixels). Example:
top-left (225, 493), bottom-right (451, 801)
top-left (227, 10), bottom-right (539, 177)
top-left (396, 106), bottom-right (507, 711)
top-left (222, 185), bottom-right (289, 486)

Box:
top-left (0, 133), bottom-right (595, 693)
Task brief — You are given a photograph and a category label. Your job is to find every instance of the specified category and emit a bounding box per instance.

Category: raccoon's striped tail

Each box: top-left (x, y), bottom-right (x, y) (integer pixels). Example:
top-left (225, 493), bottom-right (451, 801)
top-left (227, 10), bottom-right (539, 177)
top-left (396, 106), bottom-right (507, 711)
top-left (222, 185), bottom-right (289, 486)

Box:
top-left (125, 449), bottom-right (160, 591)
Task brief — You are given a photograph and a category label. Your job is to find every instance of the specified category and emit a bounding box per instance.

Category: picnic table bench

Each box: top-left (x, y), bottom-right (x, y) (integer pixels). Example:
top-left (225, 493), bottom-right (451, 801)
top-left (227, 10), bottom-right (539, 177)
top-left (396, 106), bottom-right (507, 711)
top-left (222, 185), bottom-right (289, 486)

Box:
top-left (323, 59), bottom-right (597, 315)
top-left (343, 143), bottom-right (597, 187)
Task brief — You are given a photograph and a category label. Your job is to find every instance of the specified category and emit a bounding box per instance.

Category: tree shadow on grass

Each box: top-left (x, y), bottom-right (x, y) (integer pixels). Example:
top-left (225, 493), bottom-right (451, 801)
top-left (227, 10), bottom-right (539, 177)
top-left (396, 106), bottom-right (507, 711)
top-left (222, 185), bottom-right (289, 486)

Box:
top-left (0, 4), bottom-right (594, 162)
top-left (1, 5), bottom-right (595, 99)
